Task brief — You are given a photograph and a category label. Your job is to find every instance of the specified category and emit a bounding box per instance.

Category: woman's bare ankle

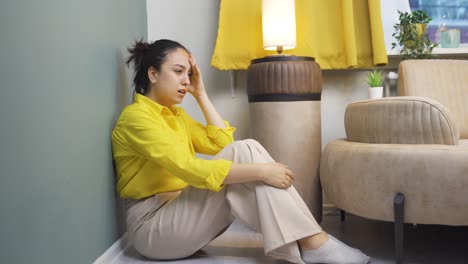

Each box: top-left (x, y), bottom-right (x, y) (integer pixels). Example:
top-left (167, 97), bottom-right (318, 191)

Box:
top-left (299, 231), bottom-right (329, 251)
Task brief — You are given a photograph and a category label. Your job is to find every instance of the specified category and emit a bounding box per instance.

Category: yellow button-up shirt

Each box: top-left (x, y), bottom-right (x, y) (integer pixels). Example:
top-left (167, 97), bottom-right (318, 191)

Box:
top-left (112, 94), bottom-right (236, 199)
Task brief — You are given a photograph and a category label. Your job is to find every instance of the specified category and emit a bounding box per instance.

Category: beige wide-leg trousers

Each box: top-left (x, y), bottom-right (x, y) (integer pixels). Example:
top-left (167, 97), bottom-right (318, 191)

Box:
top-left (125, 139), bottom-right (322, 264)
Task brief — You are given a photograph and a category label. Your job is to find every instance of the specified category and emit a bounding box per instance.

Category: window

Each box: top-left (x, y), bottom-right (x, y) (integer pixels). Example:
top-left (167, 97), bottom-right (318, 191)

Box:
top-left (382, 0), bottom-right (468, 55)
top-left (409, 0), bottom-right (468, 44)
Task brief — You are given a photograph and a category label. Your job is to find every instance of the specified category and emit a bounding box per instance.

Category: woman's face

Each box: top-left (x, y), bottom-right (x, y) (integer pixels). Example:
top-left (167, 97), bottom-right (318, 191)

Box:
top-left (149, 48), bottom-right (191, 107)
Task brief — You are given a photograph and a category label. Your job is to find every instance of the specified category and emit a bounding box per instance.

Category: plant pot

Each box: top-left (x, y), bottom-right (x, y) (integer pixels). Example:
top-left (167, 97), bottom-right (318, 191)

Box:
top-left (416, 23), bottom-right (427, 35)
top-left (368, 86), bottom-right (383, 99)
top-left (403, 23), bottom-right (427, 49)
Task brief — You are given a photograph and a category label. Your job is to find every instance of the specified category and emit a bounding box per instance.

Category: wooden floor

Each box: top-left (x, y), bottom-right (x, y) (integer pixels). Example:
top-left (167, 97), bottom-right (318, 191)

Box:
top-left (114, 211), bottom-right (468, 264)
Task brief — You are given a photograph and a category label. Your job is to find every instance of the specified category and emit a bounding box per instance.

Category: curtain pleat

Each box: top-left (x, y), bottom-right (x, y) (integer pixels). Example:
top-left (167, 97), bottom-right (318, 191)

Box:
top-left (368, 0), bottom-right (388, 65)
top-left (211, 0), bottom-right (388, 70)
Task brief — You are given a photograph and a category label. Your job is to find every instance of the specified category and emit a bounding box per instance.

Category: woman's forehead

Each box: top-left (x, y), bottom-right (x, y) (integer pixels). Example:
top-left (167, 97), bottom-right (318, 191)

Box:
top-left (165, 49), bottom-right (190, 67)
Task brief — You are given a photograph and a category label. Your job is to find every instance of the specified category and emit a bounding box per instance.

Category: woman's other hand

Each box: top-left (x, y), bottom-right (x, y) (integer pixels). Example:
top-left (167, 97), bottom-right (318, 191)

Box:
top-left (188, 53), bottom-right (206, 98)
top-left (259, 163), bottom-right (294, 189)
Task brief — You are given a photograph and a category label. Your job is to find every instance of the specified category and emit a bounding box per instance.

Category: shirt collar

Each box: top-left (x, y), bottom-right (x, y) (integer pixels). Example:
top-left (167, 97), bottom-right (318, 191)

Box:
top-left (134, 93), bottom-right (179, 116)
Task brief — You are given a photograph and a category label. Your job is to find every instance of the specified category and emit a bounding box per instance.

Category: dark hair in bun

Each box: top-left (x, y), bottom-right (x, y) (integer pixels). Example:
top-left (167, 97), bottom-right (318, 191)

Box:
top-left (126, 39), bottom-right (188, 94)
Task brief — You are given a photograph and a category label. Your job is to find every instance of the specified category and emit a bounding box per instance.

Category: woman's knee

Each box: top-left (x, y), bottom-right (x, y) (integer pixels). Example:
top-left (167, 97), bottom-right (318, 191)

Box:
top-left (229, 139), bottom-right (262, 148)
top-left (218, 139), bottom-right (272, 163)
top-left (243, 138), bottom-right (262, 147)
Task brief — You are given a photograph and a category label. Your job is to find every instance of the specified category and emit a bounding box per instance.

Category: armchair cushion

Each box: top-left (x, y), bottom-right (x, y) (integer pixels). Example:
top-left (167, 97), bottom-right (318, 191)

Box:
top-left (345, 96), bottom-right (459, 145)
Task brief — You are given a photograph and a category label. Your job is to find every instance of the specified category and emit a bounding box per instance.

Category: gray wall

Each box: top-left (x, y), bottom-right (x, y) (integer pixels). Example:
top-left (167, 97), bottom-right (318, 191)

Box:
top-left (0, 1), bottom-right (146, 263)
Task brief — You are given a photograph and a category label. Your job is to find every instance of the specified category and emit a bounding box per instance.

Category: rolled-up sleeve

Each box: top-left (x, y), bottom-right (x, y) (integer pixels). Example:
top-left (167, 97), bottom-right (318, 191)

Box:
top-left (122, 110), bottom-right (232, 192)
top-left (180, 109), bottom-right (236, 155)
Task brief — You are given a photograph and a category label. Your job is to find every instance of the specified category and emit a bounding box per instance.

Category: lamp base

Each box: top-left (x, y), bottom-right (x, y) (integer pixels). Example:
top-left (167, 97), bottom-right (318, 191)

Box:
top-left (247, 56), bottom-right (323, 221)
top-left (251, 55), bottom-right (314, 64)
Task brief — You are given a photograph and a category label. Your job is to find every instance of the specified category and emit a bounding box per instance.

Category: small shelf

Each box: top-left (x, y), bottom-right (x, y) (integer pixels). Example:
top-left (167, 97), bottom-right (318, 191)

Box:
top-left (384, 45), bottom-right (468, 69)
top-left (322, 46), bottom-right (468, 71)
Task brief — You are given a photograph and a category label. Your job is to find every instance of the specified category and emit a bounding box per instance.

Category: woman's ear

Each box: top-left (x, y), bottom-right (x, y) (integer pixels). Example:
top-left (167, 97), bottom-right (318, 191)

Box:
top-left (148, 67), bottom-right (158, 84)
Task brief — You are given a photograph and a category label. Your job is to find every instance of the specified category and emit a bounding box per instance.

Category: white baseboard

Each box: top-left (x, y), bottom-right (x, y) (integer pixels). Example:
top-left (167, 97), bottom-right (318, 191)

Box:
top-left (93, 232), bottom-right (130, 264)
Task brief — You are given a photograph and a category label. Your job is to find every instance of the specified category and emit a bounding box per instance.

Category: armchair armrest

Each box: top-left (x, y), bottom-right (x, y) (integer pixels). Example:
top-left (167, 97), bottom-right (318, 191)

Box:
top-left (345, 96), bottom-right (459, 145)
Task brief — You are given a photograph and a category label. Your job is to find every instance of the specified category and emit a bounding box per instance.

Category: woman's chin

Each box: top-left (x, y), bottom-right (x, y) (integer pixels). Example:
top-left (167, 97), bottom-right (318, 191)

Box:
top-left (173, 97), bottom-right (184, 105)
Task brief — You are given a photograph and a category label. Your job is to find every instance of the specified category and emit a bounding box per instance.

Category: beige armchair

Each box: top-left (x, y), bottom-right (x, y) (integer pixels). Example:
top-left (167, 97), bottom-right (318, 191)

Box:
top-left (320, 60), bottom-right (468, 263)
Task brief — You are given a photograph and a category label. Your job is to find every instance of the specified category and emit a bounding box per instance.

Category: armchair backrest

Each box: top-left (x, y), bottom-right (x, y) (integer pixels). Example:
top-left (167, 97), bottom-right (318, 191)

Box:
top-left (398, 59), bottom-right (468, 139)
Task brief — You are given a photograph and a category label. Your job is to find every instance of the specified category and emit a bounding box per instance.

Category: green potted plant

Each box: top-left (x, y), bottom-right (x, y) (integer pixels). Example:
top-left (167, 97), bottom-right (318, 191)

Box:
top-left (391, 10), bottom-right (438, 60)
top-left (366, 68), bottom-right (384, 99)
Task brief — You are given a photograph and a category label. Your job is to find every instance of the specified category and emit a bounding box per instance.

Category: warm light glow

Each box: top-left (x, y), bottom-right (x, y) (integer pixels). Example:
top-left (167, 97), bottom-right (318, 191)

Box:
top-left (262, 0), bottom-right (296, 52)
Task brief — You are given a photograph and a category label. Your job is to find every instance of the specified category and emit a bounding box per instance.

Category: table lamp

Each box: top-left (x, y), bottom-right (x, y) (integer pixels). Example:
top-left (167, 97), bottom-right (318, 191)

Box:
top-left (262, 0), bottom-right (296, 54)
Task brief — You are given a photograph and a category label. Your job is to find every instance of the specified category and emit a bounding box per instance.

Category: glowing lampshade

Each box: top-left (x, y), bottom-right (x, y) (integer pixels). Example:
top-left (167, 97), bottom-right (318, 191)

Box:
top-left (262, 0), bottom-right (296, 53)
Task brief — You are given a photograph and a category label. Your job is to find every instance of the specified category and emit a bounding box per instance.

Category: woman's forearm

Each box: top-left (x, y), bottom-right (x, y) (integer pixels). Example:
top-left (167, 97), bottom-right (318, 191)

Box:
top-left (195, 93), bottom-right (226, 128)
top-left (223, 162), bottom-right (294, 189)
top-left (223, 163), bottom-right (263, 185)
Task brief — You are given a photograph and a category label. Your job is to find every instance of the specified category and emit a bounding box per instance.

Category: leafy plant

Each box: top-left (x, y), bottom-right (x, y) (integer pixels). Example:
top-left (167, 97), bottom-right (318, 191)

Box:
top-left (410, 9), bottom-right (432, 24)
top-left (391, 10), bottom-right (438, 60)
top-left (367, 68), bottom-right (384, 87)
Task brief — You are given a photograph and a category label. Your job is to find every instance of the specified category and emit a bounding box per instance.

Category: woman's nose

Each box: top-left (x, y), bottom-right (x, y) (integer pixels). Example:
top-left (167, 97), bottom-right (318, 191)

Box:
top-left (182, 74), bottom-right (190, 85)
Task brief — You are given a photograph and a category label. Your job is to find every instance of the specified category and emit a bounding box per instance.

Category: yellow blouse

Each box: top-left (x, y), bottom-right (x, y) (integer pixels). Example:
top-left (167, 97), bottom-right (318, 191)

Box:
top-left (112, 94), bottom-right (236, 199)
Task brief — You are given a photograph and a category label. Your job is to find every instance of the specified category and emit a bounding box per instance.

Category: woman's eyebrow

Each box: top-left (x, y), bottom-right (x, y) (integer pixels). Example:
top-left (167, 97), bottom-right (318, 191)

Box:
top-left (174, 64), bottom-right (187, 69)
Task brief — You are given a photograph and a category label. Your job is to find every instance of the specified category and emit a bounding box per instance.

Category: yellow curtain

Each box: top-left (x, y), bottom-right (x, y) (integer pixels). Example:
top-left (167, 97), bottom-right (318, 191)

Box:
top-left (211, 0), bottom-right (388, 70)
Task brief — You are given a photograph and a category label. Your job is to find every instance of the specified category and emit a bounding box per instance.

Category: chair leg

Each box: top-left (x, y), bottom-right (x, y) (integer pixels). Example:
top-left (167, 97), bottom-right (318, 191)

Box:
top-left (340, 209), bottom-right (346, 222)
top-left (394, 192), bottom-right (405, 264)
